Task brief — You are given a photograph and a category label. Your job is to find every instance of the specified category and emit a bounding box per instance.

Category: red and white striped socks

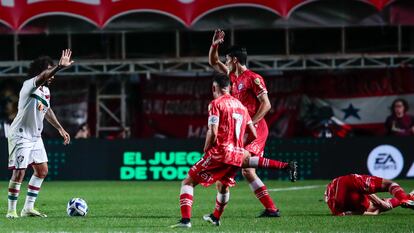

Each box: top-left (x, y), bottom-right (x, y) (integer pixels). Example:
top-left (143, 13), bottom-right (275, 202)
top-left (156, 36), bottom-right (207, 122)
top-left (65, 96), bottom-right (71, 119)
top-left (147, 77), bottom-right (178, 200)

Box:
top-left (249, 157), bottom-right (288, 169)
top-left (213, 192), bottom-right (230, 219)
top-left (386, 198), bottom-right (401, 208)
top-left (24, 175), bottom-right (44, 210)
top-left (8, 180), bottom-right (21, 212)
top-left (179, 185), bottom-right (194, 220)
top-left (389, 182), bottom-right (409, 202)
top-left (249, 178), bottom-right (277, 212)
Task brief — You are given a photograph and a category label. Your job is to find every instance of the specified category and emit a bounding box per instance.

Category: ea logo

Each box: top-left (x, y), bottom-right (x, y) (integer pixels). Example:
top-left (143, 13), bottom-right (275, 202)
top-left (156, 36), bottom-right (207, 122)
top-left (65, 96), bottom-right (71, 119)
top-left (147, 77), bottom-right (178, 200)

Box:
top-left (367, 145), bottom-right (404, 179)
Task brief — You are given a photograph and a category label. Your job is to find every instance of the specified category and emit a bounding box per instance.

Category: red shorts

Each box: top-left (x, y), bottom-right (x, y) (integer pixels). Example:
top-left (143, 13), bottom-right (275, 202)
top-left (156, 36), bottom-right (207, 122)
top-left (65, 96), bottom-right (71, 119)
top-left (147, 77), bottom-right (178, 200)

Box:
top-left (188, 154), bottom-right (239, 187)
top-left (245, 119), bottom-right (268, 157)
top-left (325, 174), bottom-right (383, 215)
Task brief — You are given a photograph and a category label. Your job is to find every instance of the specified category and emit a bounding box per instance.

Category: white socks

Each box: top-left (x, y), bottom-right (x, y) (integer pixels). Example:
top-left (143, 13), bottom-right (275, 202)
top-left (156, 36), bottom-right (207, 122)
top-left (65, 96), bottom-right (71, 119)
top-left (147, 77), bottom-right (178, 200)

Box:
top-left (24, 175), bottom-right (44, 210)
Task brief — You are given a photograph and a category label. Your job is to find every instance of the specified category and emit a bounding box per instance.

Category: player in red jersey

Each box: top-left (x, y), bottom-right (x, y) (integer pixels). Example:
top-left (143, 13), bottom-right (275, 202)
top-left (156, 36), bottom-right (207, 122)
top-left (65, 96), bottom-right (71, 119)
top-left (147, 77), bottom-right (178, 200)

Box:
top-left (325, 174), bottom-right (414, 216)
top-left (171, 74), bottom-right (301, 228)
top-left (208, 29), bottom-right (297, 217)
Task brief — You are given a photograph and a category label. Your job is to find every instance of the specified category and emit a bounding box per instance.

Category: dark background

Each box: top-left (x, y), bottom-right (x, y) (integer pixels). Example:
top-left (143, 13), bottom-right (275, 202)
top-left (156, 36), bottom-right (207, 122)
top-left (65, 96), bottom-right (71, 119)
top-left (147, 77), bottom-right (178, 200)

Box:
top-left (1, 137), bottom-right (412, 181)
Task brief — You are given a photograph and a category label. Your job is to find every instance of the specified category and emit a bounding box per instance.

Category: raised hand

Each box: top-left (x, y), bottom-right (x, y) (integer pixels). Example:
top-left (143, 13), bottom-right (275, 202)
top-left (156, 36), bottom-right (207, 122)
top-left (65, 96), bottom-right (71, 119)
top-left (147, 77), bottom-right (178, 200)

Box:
top-left (59, 49), bottom-right (74, 67)
top-left (212, 29), bottom-right (225, 46)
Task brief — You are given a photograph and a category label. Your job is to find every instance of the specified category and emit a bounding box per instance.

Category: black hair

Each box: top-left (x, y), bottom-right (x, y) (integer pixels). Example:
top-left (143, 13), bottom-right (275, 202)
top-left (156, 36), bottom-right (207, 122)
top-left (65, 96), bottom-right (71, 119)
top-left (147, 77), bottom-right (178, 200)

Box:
top-left (225, 45), bottom-right (247, 65)
top-left (391, 98), bottom-right (409, 113)
top-left (213, 73), bottom-right (230, 89)
top-left (27, 56), bottom-right (54, 78)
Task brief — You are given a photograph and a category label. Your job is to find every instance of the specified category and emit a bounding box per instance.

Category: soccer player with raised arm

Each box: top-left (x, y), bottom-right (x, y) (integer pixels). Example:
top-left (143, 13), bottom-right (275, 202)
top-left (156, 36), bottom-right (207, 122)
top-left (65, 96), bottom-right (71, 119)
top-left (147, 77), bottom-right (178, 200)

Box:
top-left (325, 174), bottom-right (414, 216)
top-left (208, 29), bottom-right (297, 217)
top-left (171, 74), bottom-right (302, 228)
top-left (6, 49), bottom-right (74, 218)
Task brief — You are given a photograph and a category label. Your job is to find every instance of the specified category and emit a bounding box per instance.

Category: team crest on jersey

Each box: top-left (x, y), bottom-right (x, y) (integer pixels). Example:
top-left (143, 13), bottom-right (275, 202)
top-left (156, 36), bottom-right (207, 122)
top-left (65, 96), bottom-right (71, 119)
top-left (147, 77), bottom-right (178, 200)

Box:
top-left (238, 83), bottom-right (244, 91)
top-left (254, 78), bottom-right (265, 90)
top-left (17, 155), bottom-right (24, 163)
top-left (31, 93), bottom-right (49, 113)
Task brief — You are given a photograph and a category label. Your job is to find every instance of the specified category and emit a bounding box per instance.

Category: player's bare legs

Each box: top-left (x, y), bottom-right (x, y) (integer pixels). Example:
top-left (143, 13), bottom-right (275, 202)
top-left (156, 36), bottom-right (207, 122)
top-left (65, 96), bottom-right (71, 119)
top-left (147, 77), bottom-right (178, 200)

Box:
top-left (356, 176), bottom-right (414, 215)
top-left (11, 170), bottom-right (26, 183)
top-left (21, 163), bottom-right (48, 218)
top-left (7, 163), bottom-right (48, 218)
top-left (377, 179), bottom-right (414, 209)
top-left (352, 177), bottom-right (414, 215)
top-left (203, 181), bottom-right (230, 226)
top-left (365, 194), bottom-right (399, 215)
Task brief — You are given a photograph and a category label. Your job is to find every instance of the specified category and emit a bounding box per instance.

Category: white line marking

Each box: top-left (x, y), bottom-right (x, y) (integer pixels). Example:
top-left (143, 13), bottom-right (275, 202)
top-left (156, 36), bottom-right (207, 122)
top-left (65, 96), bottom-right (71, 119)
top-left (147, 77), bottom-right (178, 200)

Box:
top-left (268, 185), bottom-right (325, 192)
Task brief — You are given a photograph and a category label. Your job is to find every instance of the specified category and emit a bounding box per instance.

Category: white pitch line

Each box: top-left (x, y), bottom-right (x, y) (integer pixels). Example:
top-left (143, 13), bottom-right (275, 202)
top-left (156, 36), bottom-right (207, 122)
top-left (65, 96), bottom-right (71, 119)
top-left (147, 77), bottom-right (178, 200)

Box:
top-left (268, 185), bottom-right (325, 192)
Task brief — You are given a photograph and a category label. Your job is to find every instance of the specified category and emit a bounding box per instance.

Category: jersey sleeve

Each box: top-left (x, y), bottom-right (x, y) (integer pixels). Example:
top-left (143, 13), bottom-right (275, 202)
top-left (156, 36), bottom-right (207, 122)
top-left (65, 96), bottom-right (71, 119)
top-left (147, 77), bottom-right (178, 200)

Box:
top-left (20, 77), bottom-right (37, 97)
top-left (208, 102), bottom-right (220, 126)
top-left (250, 74), bottom-right (268, 98)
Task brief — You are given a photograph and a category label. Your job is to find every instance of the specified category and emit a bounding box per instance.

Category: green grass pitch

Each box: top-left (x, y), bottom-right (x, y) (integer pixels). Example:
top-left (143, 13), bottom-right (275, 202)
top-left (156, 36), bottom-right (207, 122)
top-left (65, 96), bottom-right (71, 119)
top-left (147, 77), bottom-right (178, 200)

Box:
top-left (1, 180), bottom-right (413, 232)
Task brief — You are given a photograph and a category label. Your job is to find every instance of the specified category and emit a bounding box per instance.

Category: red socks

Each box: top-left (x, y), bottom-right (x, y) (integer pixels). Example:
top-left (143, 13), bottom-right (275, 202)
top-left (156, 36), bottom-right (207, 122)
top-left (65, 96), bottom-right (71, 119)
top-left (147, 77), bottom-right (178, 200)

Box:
top-left (249, 178), bottom-right (277, 212)
top-left (387, 198), bottom-right (401, 208)
top-left (249, 157), bottom-right (288, 169)
top-left (389, 183), bottom-right (409, 201)
top-left (213, 192), bottom-right (230, 219)
top-left (179, 185), bottom-right (193, 219)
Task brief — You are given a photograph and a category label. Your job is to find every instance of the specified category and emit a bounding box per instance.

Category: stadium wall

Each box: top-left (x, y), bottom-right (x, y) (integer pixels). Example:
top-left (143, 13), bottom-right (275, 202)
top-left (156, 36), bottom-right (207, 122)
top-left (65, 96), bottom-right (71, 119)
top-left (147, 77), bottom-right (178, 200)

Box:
top-left (1, 138), bottom-right (413, 181)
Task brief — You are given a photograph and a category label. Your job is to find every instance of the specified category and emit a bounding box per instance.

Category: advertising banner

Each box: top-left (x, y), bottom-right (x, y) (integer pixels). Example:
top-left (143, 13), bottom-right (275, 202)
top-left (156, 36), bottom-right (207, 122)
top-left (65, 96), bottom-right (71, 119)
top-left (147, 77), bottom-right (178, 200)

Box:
top-left (1, 137), bottom-right (413, 181)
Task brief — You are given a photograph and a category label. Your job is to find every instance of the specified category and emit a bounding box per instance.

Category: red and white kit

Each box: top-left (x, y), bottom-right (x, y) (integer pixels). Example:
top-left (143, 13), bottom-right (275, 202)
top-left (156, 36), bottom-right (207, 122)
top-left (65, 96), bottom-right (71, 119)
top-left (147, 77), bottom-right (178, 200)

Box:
top-left (325, 174), bottom-right (412, 215)
top-left (229, 70), bottom-right (268, 157)
top-left (189, 94), bottom-right (252, 187)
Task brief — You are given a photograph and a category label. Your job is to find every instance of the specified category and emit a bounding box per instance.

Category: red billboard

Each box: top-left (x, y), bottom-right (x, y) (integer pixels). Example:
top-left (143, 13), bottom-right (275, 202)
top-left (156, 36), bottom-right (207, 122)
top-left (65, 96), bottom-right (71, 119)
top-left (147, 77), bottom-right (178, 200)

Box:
top-left (0, 0), bottom-right (397, 30)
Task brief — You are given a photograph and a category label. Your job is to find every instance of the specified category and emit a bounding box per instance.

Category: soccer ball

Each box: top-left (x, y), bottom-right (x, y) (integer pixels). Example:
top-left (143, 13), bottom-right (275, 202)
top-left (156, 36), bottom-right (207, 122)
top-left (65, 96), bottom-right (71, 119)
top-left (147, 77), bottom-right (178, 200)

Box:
top-left (67, 198), bottom-right (88, 217)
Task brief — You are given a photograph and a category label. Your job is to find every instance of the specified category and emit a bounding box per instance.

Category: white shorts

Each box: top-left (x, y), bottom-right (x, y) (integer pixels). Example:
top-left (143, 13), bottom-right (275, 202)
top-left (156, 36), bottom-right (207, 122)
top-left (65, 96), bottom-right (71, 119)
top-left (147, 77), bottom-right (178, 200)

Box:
top-left (8, 137), bottom-right (48, 170)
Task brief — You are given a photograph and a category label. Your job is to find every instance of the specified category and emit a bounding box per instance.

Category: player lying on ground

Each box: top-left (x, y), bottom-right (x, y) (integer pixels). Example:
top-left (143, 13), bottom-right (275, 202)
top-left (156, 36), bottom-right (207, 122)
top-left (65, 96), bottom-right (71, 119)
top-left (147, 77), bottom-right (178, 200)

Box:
top-left (209, 29), bottom-right (297, 217)
top-left (171, 74), bottom-right (296, 228)
top-left (6, 49), bottom-right (74, 218)
top-left (325, 174), bottom-right (414, 216)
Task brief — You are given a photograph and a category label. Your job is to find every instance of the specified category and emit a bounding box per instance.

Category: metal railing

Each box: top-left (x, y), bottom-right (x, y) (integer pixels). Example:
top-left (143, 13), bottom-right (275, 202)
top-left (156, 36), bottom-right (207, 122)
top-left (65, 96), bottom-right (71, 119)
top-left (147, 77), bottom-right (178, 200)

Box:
top-left (1, 53), bottom-right (414, 77)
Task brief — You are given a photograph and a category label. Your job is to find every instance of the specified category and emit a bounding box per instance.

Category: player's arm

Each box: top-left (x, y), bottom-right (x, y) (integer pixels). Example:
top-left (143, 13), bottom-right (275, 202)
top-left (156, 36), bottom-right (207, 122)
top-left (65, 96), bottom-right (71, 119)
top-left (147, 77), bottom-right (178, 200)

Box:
top-left (35, 49), bottom-right (74, 87)
top-left (251, 93), bottom-right (271, 124)
top-left (208, 29), bottom-right (228, 74)
top-left (204, 104), bottom-right (219, 152)
top-left (245, 121), bottom-right (257, 146)
top-left (363, 210), bottom-right (380, 215)
top-left (45, 108), bottom-right (70, 145)
top-left (204, 124), bottom-right (218, 153)
top-left (368, 194), bottom-right (392, 211)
